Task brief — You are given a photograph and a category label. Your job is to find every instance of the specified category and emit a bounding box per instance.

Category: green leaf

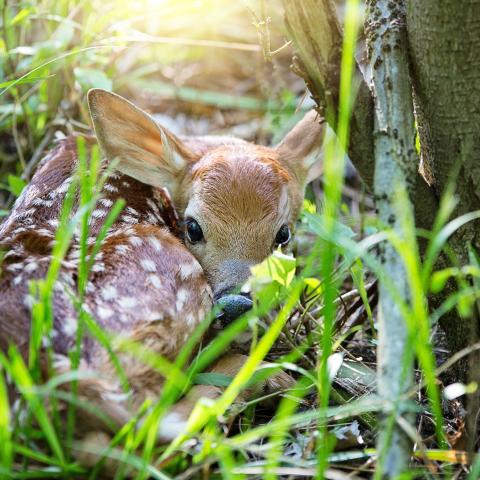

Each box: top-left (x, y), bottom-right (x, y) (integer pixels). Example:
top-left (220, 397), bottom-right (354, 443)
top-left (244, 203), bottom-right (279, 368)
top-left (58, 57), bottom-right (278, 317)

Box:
top-left (193, 372), bottom-right (233, 387)
top-left (250, 250), bottom-right (296, 287)
top-left (10, 7), bottom-right (34, 27)
top-left (305, 212), bottom-right (356, 240)
top-left (74, 67), bottom-right (112, 92)
top-left (7, 174), bottom-right (26, 196)
top-left (0, 75), bottom-right (54, 88)
top-left (302, 199), bottom-right (317, 215)
top-left (430, 267), bottom-right (457, 294)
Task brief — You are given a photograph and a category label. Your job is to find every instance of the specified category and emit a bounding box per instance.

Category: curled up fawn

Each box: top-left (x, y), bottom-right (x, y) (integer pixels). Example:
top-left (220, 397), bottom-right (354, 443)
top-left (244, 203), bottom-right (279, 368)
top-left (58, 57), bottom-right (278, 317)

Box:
top-left (0, 89), bottom-right (325, 465)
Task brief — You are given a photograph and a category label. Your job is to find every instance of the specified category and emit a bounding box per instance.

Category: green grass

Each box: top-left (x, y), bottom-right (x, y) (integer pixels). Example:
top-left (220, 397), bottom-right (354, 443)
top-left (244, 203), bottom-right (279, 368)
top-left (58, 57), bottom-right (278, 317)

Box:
top-left (1, 0), bottom-right (480, 478)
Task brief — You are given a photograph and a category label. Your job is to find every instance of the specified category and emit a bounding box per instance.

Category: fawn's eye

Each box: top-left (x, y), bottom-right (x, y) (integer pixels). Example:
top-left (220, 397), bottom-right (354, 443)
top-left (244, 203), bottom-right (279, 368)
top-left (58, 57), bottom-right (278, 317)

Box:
top-left (275, 224), bottom-right (290, 246)
top-left (186, 218), bottom-right (204, 243)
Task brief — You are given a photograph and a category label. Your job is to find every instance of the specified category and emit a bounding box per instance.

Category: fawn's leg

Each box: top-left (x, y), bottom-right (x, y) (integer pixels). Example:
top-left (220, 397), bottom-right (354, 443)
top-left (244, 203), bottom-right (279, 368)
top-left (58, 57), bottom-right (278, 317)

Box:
top-left (156, 353), bottom-right (294, 441)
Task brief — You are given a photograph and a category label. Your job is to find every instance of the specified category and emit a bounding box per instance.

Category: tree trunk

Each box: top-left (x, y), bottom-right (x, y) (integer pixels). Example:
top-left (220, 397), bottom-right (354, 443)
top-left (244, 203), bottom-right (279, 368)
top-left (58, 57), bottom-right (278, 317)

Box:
top-left (282, 0), bottom-right (439, 235)
top-left (365, 0), bottom-right (417, 474)
top-left (407, 0), bottom-right (480, 447)
top-left (406, 0), bottom-right (480, 354)
top-left (283, 0), bottom-right (480, 375)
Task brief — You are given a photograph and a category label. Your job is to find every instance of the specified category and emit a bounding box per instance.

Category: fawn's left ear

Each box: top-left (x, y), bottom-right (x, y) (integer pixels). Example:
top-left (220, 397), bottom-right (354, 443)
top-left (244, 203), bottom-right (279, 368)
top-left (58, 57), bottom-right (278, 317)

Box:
top-left (87, 89), bottom-right (198, 201)
top-left (276, 110), bottom-right (325, 185)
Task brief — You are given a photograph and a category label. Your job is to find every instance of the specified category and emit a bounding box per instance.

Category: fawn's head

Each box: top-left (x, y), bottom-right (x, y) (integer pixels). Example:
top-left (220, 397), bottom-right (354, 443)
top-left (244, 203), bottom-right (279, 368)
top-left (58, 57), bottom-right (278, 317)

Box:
top-left (88, 90), bottom-right (324, 310)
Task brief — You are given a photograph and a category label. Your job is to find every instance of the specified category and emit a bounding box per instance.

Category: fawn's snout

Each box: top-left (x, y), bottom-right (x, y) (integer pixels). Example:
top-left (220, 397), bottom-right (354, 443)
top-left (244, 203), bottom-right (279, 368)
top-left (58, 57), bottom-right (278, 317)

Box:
top-left (212, 259), bottom-right (253, 323)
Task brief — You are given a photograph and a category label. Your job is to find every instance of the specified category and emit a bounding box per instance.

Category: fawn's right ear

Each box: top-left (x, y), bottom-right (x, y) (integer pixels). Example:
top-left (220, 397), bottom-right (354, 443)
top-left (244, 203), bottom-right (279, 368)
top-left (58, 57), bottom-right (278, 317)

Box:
top-left (87, 89), bottom-right (197, 200)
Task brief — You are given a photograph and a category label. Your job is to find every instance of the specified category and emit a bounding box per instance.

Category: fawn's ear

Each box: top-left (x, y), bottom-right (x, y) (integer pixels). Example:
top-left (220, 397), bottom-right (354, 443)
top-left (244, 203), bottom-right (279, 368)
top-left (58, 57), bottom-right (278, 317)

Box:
top-left (87, 89), bottom-right (197, 199)
top-left (276, 110), bottom-right (325, 185)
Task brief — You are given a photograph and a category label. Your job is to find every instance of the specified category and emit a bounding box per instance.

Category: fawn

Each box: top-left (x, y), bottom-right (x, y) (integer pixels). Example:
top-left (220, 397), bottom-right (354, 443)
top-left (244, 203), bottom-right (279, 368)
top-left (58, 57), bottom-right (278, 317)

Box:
top-left (0, 89), bottom-right (325, 457)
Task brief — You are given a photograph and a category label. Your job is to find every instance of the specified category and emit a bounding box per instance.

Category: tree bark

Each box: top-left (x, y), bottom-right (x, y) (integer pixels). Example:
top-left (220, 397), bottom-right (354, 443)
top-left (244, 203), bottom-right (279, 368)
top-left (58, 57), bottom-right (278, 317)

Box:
top-left (282, 0), bottom-right (439, 235)
top-left (406, 0), bottom-right (480, 446)
top-left (283, 0), bottom-right (376, 189)
top-left (406, 0), bottom-right (480, 354)
top-left (365, 0), bottom-right (416, 475)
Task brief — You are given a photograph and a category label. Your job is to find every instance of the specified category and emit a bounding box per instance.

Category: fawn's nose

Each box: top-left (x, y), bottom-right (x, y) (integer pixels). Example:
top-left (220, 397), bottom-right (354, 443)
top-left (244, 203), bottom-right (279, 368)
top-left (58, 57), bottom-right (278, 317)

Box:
top-left (215, 292), bottom-right (253, 325)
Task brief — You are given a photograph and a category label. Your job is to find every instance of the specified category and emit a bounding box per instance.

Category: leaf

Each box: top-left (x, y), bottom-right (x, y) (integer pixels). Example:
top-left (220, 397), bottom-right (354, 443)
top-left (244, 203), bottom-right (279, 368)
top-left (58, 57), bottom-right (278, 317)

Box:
top-left (7, 174), bottom-right (26, 196)
top-left (430, 268), bottom-right (457, 294)
top-left (250, 250), bottom-right (296, 287)
top-left (302, 199), bottom-right (316, 215)
top-left (305, 212), bottom-right (356, 241)
top-left (10, 7), bottom-right (34, 27)
top-left (193, 372), bottom-right (233, 387)
top-left (303, 277), bottom-right (322, 297)
top-left (0, 75), bottom-right (54, 88)
top-left (74, 67), bottom-right (112, 92)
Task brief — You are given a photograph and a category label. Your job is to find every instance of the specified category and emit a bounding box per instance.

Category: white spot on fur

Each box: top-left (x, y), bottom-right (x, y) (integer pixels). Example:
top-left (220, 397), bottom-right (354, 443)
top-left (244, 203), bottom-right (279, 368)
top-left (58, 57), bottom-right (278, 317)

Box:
top-left (48, 219), bottom-right (59, 229)
top-left (115, 244), bottom-right (130, 255)
top-left (121, 215), bottom-right (137, 224)
top-left (92, 209), bottom-right (107, 218)
top-left (175, 289), bottom-right (188, 311)
top-left (23, 208), bottom-right (36, 217)
top-left (128, 236), bottom-right (142, 247)
top-left (186, 313), bottom-right (197, 326)
top-left (141, 259), bottom-right (156, 272)
top-left (102, 285), bottom-right (118, 300)
top-left (97, 305), bottom-right (114, 319)
top-left (23, 294), bottom-right (35, 309)
top-left (37, 228), bottom-right (54, 237)
top-left (146, 198), bottom-right (160, 214)
top-left (69, 249), bottom-right (81, 260)
top-left (91, 263), bottom-right (105, 273)
top-left (102, 391), bottom-right (130, 403)
top-left (99, 198), bottom-right (113, 208)
top-left (119, 297), bottom-right (137, 309)
top-left (24, 261), bottom-right (38, 273)
top-left (56, 178), bottom-right (72, 194)
top-left (148, 236), bottom-right (162, 251)
top-left (14, 275), bottom-right (23, 285)
top-left (148, 274), bottom-right (162, 288)
top-left (144, 310), bottom-right (164, 322)
top-left (7, 263), bottom-right (23, 272)
top-left (147, 212), bottom-right (158, 224)
top-left (103, 184), bottom-right (118, 193)
top-left (63, 316), bottom-right (78, 336)
top-left (126, 207), bottom-right (139, 216)
top-left (179, 262), bottom-right (200, 280)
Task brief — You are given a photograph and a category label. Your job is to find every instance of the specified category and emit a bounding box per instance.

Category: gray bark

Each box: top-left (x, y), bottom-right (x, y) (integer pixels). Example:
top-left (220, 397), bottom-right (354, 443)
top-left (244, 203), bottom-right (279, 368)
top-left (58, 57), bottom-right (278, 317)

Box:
top-left (407, 0), bottom-right (480, 446)
top-left (365, 1), bottom-right (416, 475)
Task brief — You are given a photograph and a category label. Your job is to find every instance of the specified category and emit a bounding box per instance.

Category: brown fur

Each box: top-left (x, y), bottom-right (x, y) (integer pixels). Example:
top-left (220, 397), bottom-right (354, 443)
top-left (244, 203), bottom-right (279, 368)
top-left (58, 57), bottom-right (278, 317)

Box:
top-left (0, 89), bottom-right (325, 466)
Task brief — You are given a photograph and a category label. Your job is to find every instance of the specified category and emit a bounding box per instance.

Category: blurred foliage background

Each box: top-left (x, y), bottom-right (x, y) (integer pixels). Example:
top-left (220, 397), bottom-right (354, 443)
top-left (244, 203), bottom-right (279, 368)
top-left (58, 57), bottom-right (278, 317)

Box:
top-left (0, 0), bottom-right (317, 211)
